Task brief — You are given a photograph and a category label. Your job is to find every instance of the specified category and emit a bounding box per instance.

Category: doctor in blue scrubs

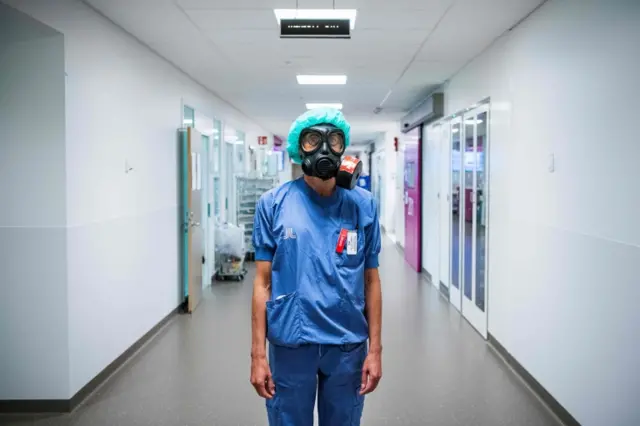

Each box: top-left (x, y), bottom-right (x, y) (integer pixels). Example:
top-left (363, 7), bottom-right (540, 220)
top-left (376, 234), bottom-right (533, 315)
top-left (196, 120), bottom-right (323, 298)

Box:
top-left (250, 108), bottom-right (383, 426)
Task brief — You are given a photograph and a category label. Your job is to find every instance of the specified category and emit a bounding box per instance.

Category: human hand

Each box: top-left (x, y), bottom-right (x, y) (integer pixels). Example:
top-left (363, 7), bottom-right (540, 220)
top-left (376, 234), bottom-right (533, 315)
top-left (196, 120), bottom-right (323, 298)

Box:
top-left (359, 351), bottom-right (382, 395)
top-left (250, 355), bottom-right (275, 399)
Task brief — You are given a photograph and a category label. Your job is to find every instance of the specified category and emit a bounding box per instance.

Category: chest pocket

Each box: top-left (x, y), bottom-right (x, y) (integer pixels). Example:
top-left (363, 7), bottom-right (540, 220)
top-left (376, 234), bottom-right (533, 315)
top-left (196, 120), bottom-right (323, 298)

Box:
top-left (335, 221), bottom-right (365, 269)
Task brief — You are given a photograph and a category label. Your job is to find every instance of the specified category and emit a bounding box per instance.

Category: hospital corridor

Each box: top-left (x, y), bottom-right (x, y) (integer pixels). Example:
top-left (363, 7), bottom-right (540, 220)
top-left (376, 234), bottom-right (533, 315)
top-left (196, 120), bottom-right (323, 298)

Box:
top-left (0, 238), bottom-right (560, 426)
top-left (1, 0), bottom-right (639, 425)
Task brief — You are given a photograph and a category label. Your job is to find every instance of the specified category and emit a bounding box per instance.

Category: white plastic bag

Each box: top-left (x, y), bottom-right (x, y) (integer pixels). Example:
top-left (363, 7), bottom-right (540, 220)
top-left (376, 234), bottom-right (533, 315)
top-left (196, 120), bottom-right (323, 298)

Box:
top-left (215, 222), bottom-right (246, 259)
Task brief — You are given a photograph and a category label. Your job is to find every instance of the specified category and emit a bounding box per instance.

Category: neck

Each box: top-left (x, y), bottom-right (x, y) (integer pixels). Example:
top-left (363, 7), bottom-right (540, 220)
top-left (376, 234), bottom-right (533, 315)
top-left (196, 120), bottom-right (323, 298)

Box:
top-left (303, 175), bottom-right (336, 197)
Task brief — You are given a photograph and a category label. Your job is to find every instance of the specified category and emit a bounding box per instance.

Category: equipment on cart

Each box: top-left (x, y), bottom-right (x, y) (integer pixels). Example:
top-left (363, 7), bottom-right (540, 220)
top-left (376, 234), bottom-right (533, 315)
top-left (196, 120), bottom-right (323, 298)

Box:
top-left (214, 222), bottom-right (247, 281)
top-left (236, 176), bottom-right (276, 260)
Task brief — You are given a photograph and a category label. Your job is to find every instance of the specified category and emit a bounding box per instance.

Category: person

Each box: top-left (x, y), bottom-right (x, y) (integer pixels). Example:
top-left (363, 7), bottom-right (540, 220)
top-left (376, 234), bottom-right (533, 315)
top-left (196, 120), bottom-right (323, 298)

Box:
top-left (249, 108), bottom-right (383, 426)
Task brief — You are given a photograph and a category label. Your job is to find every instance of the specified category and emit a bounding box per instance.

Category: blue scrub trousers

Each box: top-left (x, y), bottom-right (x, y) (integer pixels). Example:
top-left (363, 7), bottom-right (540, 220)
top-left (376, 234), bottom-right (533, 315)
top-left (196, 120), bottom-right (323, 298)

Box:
top-left (267, 342), bottom-right (367, 426)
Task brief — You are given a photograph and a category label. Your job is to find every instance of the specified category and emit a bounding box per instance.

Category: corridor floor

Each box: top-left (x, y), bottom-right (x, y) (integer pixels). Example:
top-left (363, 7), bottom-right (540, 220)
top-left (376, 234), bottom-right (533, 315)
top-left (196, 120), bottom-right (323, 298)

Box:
top-left (1, 237), bottom-right (561, 426)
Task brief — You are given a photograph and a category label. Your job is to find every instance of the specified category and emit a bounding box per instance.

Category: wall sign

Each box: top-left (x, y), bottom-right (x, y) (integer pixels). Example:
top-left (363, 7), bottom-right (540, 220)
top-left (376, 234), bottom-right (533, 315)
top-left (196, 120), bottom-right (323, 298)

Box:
top-left (257, 136), bottom-right (268, 146)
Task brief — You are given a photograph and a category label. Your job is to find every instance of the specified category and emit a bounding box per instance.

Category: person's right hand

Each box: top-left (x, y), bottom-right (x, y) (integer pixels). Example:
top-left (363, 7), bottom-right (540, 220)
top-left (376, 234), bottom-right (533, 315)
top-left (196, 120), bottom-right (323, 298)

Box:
top-left (250, 356), bottom-right (275, 399)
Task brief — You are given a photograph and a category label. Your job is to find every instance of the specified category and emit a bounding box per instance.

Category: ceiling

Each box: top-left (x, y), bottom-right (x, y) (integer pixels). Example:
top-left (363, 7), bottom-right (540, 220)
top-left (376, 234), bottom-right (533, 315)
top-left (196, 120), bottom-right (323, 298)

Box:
top-left (83, 0), bottom-right (543, 144)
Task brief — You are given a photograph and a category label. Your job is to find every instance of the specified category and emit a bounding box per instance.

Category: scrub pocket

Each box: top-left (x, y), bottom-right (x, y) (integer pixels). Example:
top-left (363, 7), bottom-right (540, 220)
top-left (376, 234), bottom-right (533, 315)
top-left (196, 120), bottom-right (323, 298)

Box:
top-left (340, 342), bottom-right (366, 426)
top-left (351, 393), bottom-right (365, 426)
top-left (335, 227), bottom-right (364, 268)
top-left (266, 292), bottom-right (303, 347)
top-left (266, 395), bottom-right (280, 426)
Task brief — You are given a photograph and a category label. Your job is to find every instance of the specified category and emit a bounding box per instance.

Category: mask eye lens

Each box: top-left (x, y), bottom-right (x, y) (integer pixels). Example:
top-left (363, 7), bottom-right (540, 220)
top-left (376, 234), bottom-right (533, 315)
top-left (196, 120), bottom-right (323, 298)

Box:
top-left (329, 133), bottom-right (345, 153)
top-left (301, 132), bottom-right (322, 152)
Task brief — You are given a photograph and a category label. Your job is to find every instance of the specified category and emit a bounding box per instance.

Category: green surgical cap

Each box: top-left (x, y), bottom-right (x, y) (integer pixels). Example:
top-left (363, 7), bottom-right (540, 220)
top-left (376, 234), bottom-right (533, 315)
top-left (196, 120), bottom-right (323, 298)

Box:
top-left (286, 108), bottom-right (351, 164)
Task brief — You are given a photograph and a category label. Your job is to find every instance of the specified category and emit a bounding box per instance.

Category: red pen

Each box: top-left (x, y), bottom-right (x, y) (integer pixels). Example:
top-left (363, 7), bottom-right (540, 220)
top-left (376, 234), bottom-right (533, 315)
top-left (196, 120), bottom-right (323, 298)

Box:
top-left (336, 229), bottom-right (348, 254)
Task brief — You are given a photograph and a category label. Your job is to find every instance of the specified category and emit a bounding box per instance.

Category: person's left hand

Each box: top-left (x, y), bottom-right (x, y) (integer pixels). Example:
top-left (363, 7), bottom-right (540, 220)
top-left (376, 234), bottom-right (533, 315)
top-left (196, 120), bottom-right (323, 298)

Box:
top-left (360, 351), bottom-right (382, 395)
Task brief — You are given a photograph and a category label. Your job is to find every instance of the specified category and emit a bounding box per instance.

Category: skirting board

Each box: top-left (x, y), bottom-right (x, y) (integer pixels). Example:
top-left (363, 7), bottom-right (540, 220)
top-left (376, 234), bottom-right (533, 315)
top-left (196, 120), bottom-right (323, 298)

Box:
top-left (439, 281), bottom-right (450, 300)
top-left (421, 267), bottom-right (433, 282)
top-left (488, 333), bottom-right (580, 426)
top-left (395, 242), bottom-right (404, 254)
top-left (0, 306), bottom-right (179, 414)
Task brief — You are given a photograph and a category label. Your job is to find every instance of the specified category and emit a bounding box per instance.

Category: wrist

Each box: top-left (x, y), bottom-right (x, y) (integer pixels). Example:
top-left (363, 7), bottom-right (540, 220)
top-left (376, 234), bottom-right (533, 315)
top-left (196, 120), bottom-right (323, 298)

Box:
top-left (251, 349), bottom-right (267, 360)
top-left (368, 343), bottom-right (383, 355)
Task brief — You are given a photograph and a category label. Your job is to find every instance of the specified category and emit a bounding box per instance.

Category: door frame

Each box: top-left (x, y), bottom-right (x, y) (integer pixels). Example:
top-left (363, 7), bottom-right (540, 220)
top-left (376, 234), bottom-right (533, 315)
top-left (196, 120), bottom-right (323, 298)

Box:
top-left (460, 102), bottom-right (490, 338)
top-left (449, 116), bottom-right (463, 312)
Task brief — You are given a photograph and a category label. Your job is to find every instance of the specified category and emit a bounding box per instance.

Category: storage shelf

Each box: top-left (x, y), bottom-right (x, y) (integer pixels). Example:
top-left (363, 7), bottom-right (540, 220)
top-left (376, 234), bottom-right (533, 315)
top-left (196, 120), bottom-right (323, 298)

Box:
top-left (236, 176), bottom-right (276, 254)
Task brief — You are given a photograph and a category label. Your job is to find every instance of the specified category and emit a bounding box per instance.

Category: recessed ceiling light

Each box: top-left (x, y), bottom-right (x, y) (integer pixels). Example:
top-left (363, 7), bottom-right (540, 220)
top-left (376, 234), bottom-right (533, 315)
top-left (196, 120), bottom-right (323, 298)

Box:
top-left (274, 9), bottom-right (357, 29)
top-left (297, 75), bottom-right (347, 85)
top-left (306, 103), bottom-right (343, 110)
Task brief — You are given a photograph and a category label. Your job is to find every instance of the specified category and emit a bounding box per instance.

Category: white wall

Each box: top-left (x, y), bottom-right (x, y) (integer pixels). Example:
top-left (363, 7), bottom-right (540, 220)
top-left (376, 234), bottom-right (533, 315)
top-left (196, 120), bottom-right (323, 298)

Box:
top-left (6, 0), bottom-right (273, 398)
top-left (442, 0), bottom-right (640, 424)
top-left (0, 3), bottom-right (68, 399)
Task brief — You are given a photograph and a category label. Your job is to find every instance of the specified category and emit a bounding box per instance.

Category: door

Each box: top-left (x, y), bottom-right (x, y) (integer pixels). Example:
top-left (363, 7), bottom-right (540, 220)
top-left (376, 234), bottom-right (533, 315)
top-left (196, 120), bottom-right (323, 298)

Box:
top-left (395, 148), bottom-right (405, 246)
top-left (212, 120), bottom-right (222, 274)
top-left (460, 104), bottom-right (489, 337)
top-left (422, 123), bottom-right (442, 286)
top-left (403, 126), bottom-right (421, 272)
top-left (439, 123), bottom-right (451, 295)
top-left (449, 117), bottom-right (463, 312)
top-left (224, 139), bottom-right (235, 223)
top-left (372, 150), bottom-right (385, 226)
top-left (201, 134), bottom-right (210, 290)
top-left (180, 127), bottom-right (205, 313)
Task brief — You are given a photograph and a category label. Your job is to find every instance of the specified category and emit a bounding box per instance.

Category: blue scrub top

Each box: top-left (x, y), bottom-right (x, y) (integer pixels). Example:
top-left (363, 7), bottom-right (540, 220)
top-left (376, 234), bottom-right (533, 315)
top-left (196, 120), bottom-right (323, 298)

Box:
top-left (253, 177), bottom-right (382, 347)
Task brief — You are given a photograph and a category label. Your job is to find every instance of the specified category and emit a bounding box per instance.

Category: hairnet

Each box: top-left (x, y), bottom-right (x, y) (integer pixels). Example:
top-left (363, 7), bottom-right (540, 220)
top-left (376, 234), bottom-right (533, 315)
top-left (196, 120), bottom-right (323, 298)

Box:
top-left (286, 108), bottom-right (351, 164)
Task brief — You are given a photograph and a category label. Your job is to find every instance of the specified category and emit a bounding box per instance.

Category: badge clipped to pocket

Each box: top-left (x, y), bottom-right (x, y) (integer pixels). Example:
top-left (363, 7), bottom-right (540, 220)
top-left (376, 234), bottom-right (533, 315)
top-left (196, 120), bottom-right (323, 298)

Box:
top-left (346, 231), bottom-right (358, 255)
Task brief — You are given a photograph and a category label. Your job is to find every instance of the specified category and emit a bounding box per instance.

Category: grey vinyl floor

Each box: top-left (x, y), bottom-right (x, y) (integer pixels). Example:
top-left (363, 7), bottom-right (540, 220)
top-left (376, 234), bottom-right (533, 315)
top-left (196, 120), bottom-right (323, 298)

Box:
top-left (0, 237), bottom-right (561, 426)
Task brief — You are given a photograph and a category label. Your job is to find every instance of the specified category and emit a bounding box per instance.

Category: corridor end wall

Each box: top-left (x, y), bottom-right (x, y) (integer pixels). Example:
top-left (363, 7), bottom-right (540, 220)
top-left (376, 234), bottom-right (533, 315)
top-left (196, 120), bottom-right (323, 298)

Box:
top-left (443, 0), bottom-right (640, 424)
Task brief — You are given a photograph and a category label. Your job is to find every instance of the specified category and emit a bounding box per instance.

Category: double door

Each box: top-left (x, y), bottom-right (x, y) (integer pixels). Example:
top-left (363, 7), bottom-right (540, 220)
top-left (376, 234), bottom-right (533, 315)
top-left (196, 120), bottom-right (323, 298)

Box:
top-left (448, 104), bottom-right (489, 337)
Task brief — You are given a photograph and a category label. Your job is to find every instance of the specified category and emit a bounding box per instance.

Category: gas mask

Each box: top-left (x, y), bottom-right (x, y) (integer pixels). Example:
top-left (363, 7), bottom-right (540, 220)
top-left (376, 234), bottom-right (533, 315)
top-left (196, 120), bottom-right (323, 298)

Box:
top-left (299, 124), bottom-right (363, 190)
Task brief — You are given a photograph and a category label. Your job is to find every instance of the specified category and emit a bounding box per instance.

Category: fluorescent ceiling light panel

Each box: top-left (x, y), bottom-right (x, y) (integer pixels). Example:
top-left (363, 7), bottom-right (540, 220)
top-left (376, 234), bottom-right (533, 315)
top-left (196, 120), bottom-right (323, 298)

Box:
top-left (274, 9), bottom-right (357, 29)
top-left (306, 103), bottom-right (343, 110)
top-left (297, 75), bottom-right (347, 85)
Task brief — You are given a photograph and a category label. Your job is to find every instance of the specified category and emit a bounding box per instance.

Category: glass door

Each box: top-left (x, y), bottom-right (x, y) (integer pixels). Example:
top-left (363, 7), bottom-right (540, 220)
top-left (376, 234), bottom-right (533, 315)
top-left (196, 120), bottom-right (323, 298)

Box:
top-left (211, 119), bottom-right (222, 280)
top-left (460, 104), bottom-right (489, 338)
top-left (212, 119), bottom-right (222, 218)
top-left (439, 123), bottom-right (451, 295)
top-left (449, 117), bottom-right (463, 311)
